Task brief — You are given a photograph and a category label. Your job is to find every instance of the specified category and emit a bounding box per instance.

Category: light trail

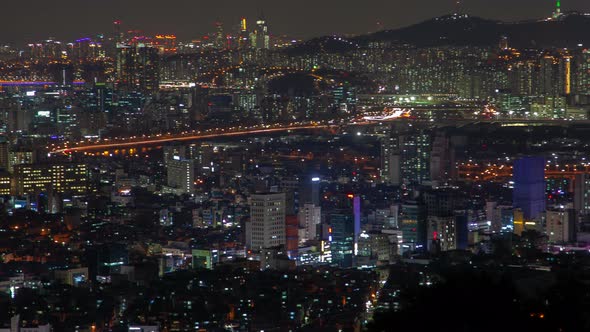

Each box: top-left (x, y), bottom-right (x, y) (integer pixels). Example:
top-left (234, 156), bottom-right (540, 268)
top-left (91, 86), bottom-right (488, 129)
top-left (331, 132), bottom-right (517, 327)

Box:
top-left (51, 124), bottom-right (335, 154)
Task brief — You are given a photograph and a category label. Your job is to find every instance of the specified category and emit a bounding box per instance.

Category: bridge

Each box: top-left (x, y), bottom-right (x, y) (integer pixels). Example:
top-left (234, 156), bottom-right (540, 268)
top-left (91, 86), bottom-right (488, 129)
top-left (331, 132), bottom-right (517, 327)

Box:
top-left (51, 123), bottom-right (339, 155)
top-left (50, 117), bottom-right (590, 155)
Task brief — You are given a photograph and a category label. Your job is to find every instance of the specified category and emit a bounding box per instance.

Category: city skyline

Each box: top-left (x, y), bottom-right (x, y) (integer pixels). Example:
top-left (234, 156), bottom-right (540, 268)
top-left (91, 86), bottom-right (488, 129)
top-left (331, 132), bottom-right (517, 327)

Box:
top-left (2, 0), bottom-right (590, 44)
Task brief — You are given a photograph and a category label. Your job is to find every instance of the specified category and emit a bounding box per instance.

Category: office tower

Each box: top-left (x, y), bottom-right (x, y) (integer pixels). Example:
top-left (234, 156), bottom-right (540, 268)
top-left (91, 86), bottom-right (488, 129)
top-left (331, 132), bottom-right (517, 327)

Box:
top-left (163, 144), bottom-right (187, 167)
top-left (116, 43), bottom-right (160, 93)
top-left (513, 157), bottom-right (546, 220)
top-left (546, 207), bottom-right (576, 243)
top-left (298, 204), bottom-right (321, 244)
top-left (251, 17), bottom-right (270, 50)
top-left (13, 163), bottom-right (89, 196)
top-left (400, 200), bottom-right (427, 252)
top-left (248, 193), bottom-right (286, 249)
top-left (167, 157), bottom-right (195, 195)
top-left (300, 175), bottom-right (320, 206)
top-left (381, 134), bottom-right (400, 185)
top-left (329, 213), bottom-right (356, 268)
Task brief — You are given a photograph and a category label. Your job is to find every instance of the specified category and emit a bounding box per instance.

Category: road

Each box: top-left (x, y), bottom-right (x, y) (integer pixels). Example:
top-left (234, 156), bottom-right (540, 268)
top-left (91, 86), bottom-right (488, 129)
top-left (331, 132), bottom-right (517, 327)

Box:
top-left (51, 117), bottom-right (590, 155)
top-left (51, 124), bottom-right (336, 154)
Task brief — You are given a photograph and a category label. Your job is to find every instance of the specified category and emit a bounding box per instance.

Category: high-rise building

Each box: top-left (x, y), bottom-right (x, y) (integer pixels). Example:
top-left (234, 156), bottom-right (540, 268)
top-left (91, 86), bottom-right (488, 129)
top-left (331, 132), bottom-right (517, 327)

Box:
top-left (298, 204), bottom-right (321, 244)
top-left (116, 43), bottom-right (160, 93)
top-left (381, 125), bottom-right (431, 186)
top-left (0, 136), bottom-right (8, 171)
top-left (513, 157), bottom-right (546, 220)
top-left (381, 134), bottom-right (401, 185)
top-left (166, 157), bottom-right (195, 195)
top-left (214, 22), bottom-right (225, 50)
top-left (300, 175), bottom-right (320, 206)
top-left (238, 18), bottom-right (249, 49)
top-left (546, 207), bottom-right (576, 243)
top-left (399, 200), bottom-right (427, 252)
top-left (248, 193), bottom-right (286, 249)
top-left (329, 213), bottom-right (356, 268)
top-left (574, 173), bottom-right (590, 215)
top-left (285, 215), bottom-right (299, 258)
top-left (251, 17), bottom-right (270, 50)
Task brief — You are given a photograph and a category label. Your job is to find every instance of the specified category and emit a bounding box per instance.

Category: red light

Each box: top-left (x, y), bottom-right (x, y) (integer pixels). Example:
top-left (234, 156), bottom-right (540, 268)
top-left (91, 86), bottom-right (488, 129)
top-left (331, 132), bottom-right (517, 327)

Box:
top-left (433, 231), bottom-right (438, 240)
top-left (347, 194), bottom-right (354, 199)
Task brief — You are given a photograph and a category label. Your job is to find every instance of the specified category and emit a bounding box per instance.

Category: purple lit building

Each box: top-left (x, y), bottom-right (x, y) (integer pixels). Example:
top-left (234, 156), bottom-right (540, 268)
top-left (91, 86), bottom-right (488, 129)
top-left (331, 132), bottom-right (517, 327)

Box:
top-left (513, 157), bottom-right (546, 220)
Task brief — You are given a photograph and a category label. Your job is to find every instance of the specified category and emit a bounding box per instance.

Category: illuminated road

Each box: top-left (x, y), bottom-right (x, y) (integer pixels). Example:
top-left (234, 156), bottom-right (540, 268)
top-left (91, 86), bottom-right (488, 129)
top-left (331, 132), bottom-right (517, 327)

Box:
top-left (51, 117), bottom-right (590, 155)
top-left (51, 124), bottom-right (337, 154)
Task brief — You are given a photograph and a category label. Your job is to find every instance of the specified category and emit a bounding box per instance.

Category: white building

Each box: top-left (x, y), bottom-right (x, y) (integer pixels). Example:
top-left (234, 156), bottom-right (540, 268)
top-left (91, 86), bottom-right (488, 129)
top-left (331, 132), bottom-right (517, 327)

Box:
top-left (248, 193), bottom-right (286, 249)
top-left (298, 204), bottom-right (321, 244)
top-left (546, 208), bottom-right (576, 243)
top-left (166, 157), bottom-right (195, 195)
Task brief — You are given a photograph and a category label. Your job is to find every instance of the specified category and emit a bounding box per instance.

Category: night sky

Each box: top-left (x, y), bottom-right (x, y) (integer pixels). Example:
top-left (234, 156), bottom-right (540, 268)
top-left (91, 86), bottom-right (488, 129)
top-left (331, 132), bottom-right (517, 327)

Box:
top-left (1, 0), bottom-right (590, 44)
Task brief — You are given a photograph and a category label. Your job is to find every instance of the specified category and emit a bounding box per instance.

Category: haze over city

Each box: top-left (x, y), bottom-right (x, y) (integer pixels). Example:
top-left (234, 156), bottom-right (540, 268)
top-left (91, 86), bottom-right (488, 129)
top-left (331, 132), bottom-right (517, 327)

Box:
top-left (2, 0), bottom-right (590, 43)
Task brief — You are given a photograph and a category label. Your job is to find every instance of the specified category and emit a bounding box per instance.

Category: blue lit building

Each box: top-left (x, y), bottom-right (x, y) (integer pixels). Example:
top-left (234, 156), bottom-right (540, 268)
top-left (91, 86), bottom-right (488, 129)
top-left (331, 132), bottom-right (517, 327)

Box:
top-left (513, 157), bottom-right (546, 220)
top-left (329, 213), bottom-right (355, 268)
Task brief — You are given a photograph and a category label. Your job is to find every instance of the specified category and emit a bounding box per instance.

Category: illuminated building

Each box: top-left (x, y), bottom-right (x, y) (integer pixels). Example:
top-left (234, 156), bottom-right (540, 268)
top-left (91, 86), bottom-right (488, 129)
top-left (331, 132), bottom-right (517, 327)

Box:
top-left (8, 149), bottom-right (35, 173)
top-left (424, 187), bottom-right (465, 251)
top-left (298, 204), bottom-right (321, 243)
top-left (513, 157), bottom-right (546, 220)
top-left (214, 22), bottom-right (225, 50)
top-left (329, 196), bottom-right (361, 268)
top-left (116, 43), bottom-right (160, 92)
top-left (238, 18), bottom-right (250, 49)
top-left (192, 249), bottom-right (219, 270)
top-left (166, 157), bottom-right (195, 195)
top-left (546, 207), bottom-right (576, 243)
top-left (574, 174), bottom-right (590, 215)
top-left (251, 17), bottom-right (270, 50)
top-left (154, 34), bottom-right (177, 55)
top-left (382, 130), bottom-right (431, 186)
top-left (0, 136), bottom-right (8, 170)
top-left (553, 0), bottom-right (563, 19)
top-left (329, 213), bottom-right (356, 268)
top-left (286, 215), bottom-right (299, 257)
top-left (0, 170), bottom-right (10, 195)
top-left (399, 201), bottom-right (427, 252)
top-left (248, 193), bottom-right (286, 249)
top-left (13, 163), bottom-right (89, 196)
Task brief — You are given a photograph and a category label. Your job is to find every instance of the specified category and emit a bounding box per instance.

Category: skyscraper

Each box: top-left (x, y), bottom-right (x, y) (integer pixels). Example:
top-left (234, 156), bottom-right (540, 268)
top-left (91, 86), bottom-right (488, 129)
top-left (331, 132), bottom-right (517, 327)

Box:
top-left (214, 22), bottom-right (225, 50)
top-left (298, 204), bottom-right (321, 244)
top-left (250, 17), bottom-right (270, 50)
top-left (116, 43), bottom-right (160, 93)
top-left (329, 213), bottom-right (356, 268)
top-left (167, 157), bottom-right (195, 195)
top-left (513, 157), bottom-right (546, 220)
top-left (248, 193), bottom-right (286, 249)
